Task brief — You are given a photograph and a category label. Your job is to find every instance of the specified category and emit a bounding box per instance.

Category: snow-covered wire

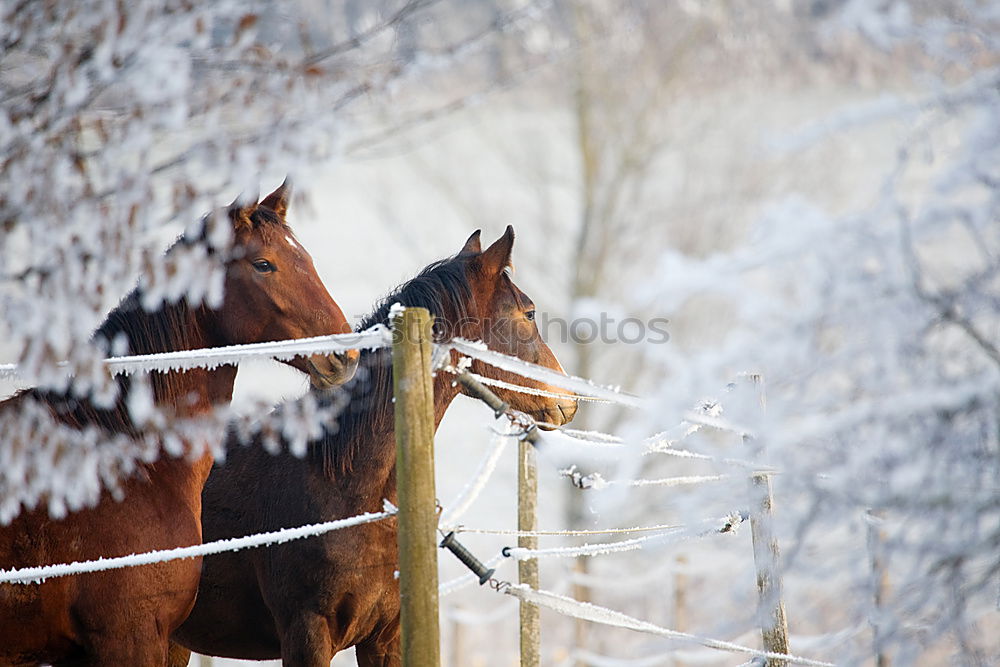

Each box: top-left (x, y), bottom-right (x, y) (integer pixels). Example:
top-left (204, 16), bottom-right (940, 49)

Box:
top-left (573, 625), bottom-right (865, 665)
top-left (455, 522), bottom-right (690, 537)
top-left (606, 474), bottom-right (731, 488)
top-left (443, 367), bottom-right (616, 403)
top-left (680, 410), bottom-right (753, 438)
top-left (502, 515), bottom-right (743, 561)
top-left (644, 438), bottom-right (774, 472)
top-left (559, 467), bottom-right (732, 491)
top-left (0, 327), bottom-right (392, 378)
top-left (0, 507), bottom-right (395, 584)
top-left (500, 585), bottom-right (834, 667)
top-left (557, 428), bottom-right (626, 443)
top-left (449, 338), bottom-right (645, 408)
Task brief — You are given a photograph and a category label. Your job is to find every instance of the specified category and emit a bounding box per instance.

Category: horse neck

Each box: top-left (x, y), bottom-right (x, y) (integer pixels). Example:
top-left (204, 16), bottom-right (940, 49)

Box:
top-left (97, 294), bottom-right (238, 489)
top-left (321, 348), bottom-right (460, 500)
top-left (377, 373), bottom-right (460, 503)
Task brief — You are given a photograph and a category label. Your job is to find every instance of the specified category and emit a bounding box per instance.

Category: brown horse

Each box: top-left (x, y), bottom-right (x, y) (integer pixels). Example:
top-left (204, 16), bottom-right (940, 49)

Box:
top-left (169, 226), bottom-right (577, 666)
top-left (0, 183), bottom-right (358, 666)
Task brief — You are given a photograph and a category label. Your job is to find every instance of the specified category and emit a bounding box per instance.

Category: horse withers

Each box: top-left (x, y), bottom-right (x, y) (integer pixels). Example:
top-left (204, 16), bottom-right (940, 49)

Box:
top-left (170, 226), bottom-right (577, 666)
top-left (0, 182), bottom-right (357, 666)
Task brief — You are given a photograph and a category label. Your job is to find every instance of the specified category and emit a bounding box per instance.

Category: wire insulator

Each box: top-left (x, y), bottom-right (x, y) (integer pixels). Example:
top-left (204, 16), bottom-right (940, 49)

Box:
top-left (439, 531), bottom-right (495, 585)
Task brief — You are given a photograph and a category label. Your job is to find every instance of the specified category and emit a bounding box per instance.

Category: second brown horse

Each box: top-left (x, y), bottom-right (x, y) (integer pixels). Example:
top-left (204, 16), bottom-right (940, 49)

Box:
top-left (170, 226), bottom-right (577, 666)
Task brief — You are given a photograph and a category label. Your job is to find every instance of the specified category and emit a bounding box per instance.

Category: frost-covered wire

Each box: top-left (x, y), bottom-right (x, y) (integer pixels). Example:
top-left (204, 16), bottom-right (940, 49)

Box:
top-left (444, 367), bottom-right (616, 404)
top-left (607, 474), bottom-right (731, 488)
top-left (501, 585), bottom-right (834, 667)
top-left (502, 514), bottom-right (743, 561)
top-left (0, 507), bottom-right (395, 584)
top-left (558, 465), bottom-right (732, 491)
top-left (680, 410), bottom-right (753, 438)
top-left (557, 428), bottom-right (626, 443)
top-left (644, 438), bottom-right (774, 472)
top-left (449, 338), bottom-right (645, 407)
top-left (0, 327), bottom-right (392, 378)
top-left (571, 625), bottom-right (864, 665)
top-left (455, 522), bottom-right (690, 537)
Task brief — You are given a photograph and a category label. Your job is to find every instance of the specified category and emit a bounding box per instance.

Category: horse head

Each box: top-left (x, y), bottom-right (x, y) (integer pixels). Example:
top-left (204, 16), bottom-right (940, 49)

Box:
top-left (213, 181), bottom-right (358, 388)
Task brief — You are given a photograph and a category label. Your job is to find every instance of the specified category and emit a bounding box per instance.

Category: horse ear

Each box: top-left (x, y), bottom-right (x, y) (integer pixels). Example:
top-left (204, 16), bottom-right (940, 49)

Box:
top-left (459, 229), bottom-right (482, 256)
top-left (259, 178), bottom-right (291, 221)
top-left (228, 190), bottom-right (258, 231)
top-left (478, 225), bottom-right (515, 275)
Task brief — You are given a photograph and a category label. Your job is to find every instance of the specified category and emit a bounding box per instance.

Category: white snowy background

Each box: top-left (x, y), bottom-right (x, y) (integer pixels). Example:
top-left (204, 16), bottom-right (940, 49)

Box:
top-left (2, 0), bottom-right (999, 665)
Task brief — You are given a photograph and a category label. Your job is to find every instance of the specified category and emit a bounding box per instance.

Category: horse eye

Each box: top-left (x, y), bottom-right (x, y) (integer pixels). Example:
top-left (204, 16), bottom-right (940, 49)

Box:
top-left (525, 310), bottom-right (536, 321)
top-left (252, 259), bottom-right (275, 273)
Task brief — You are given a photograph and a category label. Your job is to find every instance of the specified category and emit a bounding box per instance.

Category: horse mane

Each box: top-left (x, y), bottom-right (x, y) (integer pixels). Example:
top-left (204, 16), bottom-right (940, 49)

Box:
top-left (309, 253), bottom-right (474, 479)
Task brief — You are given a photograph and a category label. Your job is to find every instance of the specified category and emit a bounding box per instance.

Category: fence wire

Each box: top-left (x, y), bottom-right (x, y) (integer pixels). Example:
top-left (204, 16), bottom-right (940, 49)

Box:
top-left (500, 584), bottom-right (834, 667)
top-left (0, 507), bottom-right (395, 584)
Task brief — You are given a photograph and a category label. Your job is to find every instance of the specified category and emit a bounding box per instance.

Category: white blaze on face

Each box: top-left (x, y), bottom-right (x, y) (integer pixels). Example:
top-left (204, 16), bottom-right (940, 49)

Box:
top-left (285, 234), bottom-right (301, 250)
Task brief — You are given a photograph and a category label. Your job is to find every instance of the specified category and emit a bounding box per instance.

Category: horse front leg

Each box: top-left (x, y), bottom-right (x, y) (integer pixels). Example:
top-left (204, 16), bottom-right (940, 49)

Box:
top-left (278, 611), bottom-right (333, 667)
top-left (355, 642), bottom-right (401, 667)
top-left (166, 640), bottom-right (192, 667)
top-left (355, 622), bottom-right (401, 667)
top-left (77, 627), bottom-right (168, 667)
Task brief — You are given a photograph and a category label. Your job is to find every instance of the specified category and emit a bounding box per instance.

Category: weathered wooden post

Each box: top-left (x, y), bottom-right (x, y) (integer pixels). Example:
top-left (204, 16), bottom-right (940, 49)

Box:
top-left (518, 436), bottom-right (541, 667)
top-left (748, 470), bottom-right (790, 665)
top-left (736, 374), bottom-right (790, 666)
top-left (866, 508), bottom-right (890, 667)
top-left (673, 554), bottom-right (688, 667)
top-left (393, 307), bottom-right (440, 667)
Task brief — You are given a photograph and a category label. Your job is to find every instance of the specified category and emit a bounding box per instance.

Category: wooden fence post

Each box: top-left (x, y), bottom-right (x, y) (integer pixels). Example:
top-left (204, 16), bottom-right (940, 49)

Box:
top-left (866, 508), bottom-right (890, 667)
top-left (737, 375), bottom-right (790, 666)
top-left (673, 554), bottom-right (688, 667)
top-left (748, 471), bottom-right (790, 666)
top-left (393, 307), bottom-right (440, 667)
top-left (519, 437), bottom-right (541, 667)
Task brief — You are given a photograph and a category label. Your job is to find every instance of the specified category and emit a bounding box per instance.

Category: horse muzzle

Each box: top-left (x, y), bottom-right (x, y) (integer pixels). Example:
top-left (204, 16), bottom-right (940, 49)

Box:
top-left (306, 349), bottom-right (360, 389)
top-left (535, 397), bottom-right (578, 429)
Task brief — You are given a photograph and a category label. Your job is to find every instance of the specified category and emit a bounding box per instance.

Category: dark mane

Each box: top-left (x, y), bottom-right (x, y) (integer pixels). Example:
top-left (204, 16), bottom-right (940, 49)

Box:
top-left (310, 253), bottom-right (474, 479)
top-left (358, 256), bottom-right (473, 336)
top-left (94, 290), bottom-right (202, 358)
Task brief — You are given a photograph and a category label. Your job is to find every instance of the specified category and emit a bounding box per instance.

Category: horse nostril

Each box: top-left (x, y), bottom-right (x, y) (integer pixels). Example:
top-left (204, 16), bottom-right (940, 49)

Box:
top-left (556, 400), bottom-right (577, 424)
